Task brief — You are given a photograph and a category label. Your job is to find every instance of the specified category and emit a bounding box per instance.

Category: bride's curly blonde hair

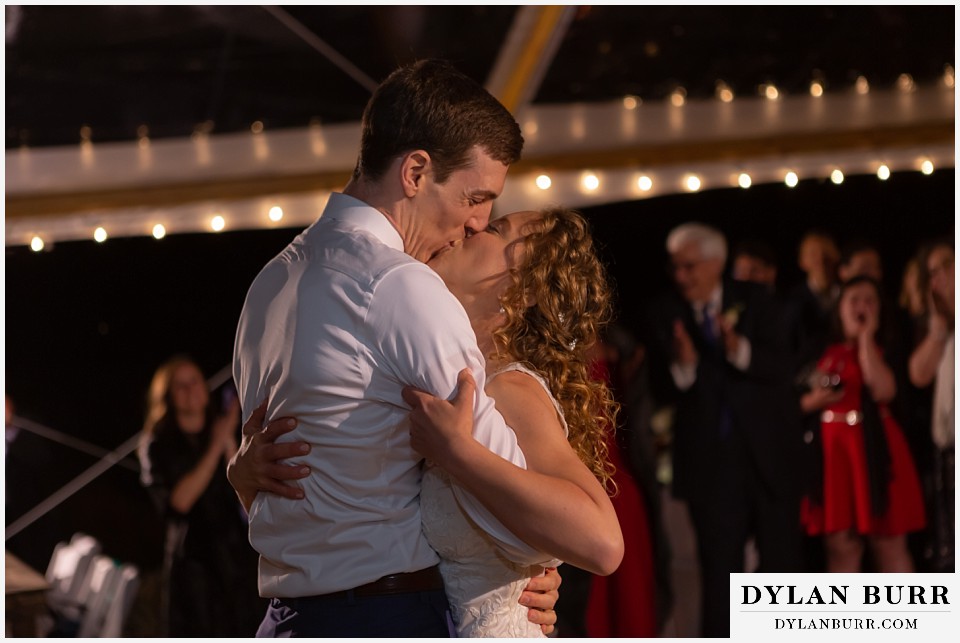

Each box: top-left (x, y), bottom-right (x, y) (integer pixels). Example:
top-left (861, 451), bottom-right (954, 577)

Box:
top-left (490, 207), bottom-right (619, 491)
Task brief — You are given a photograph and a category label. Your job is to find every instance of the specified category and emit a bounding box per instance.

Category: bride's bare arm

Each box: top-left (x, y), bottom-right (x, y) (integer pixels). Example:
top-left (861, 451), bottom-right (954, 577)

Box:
top-left (404, 369), bottom-right (623, 576)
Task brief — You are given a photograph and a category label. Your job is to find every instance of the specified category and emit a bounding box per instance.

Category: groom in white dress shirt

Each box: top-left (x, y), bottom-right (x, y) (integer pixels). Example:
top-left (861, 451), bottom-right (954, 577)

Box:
top-left (230, 60), bottom-right (560, 637)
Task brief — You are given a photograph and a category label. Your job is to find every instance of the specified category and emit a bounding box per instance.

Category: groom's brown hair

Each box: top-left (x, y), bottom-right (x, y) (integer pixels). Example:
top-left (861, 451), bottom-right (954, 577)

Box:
top-left (353, 59), bottom-right (523, 183)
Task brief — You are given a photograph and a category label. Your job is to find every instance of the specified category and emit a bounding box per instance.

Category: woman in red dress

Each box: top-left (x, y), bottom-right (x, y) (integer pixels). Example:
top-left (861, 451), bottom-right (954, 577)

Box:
top-left (800, 276), bottom-right (926, 572)
top-left (585, 356), bottom-right (657, 637)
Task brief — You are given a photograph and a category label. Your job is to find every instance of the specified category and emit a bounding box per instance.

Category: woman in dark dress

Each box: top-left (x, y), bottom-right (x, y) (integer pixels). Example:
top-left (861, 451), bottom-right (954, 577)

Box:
top-left (138, 355), bottom-right (264, 636)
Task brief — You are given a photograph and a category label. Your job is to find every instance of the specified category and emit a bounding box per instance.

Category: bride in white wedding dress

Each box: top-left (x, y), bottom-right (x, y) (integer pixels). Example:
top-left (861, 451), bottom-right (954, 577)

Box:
top-left (407, 207), bottom-right (623, 637)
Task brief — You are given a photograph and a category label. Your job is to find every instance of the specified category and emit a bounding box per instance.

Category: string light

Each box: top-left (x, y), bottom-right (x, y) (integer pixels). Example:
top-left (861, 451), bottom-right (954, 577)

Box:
top-left (830, 169), bottom-right (844, 184)
top-left (152, 224), bottom-right (166, 239)
top-left (896, 73), bottom-right (916, 93)
top-left (762, 84), bottom-right (780, 101)
top-left (855, 75), bottom-right (870, 95)
top-left (921, 160), bottom-right (934, 175)
top-left (670, 87), bottom-right (686, 107)
top-left (715, 81), bottom-right (734, 103)
top-left (622, 95), bottom-right (640, 110)
top-left (738, 173), bottom-right (752, 189)
top-left (877, 165), bottom-right (891, 181)
top-left (944, 64), bottom-right (955, 89)
top-left (581, 173), bottom-right (600, 192)
top-left (268, 206), bottom-right (284, 222)
top-left (785, 171), bottom-right (799, 188)
top-left (251, 120), bottom-right (265, 134)
top-left (30, 236), bottom-right (44, 252)
top-left (136, 124), bottom-right (150, 149)
top-left (93, 227), bottom-right (108, 243)
top-left (79, 125), bottom-right (92, 142)
top-left (809, 81), bottom-right (824, 97)
top-left (211, 215), bottom-right (226, 232)
top-left (637, 175), bottom-right (653, 192)
top-left (684, 175), bottom-right (701, 192)
top-left (535, 174), bottom-right (552, 190)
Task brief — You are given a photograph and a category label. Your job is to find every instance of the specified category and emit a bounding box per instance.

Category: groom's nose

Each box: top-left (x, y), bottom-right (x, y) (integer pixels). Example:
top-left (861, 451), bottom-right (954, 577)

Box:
top-left (463, 211), bottom-right (490, 236)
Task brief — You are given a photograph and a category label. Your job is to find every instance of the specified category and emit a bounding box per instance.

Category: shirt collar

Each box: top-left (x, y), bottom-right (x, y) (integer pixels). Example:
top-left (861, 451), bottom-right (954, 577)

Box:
top-left (320, 192), bottom-right (405, 253)
top-left (693, 284), bottom-right (724, 319)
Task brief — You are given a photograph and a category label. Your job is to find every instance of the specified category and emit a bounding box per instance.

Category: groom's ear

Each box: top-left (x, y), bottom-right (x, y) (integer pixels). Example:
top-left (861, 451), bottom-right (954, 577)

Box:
top-left (400, 150), bottom-right (431, 198)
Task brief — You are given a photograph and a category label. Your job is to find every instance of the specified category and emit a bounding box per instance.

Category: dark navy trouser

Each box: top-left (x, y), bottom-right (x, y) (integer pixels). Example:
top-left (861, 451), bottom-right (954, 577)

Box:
top-left (256, 589), bottom-right (454, 637)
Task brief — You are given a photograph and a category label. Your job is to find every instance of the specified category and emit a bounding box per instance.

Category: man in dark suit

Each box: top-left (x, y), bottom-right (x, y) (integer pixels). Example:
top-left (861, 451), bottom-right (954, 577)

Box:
top-left (645, 223), bottom-right (803, 638)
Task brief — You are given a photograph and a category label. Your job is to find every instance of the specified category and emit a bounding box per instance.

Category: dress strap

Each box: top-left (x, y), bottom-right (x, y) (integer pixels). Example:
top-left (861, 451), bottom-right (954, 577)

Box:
top-left (488, 363), bottom-right (569, 437)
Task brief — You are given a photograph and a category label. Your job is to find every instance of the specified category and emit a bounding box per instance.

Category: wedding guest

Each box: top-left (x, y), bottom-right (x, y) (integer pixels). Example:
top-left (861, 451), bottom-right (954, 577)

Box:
top-left (138, 356), bottom-right (264, 636)
top-left (784, 230), bottom-right (841, 375)
top-left (838, 239), bottom-right (883, 284)
top-left (894, 253), bottom-right (936, 568)
top-left (582, 351), bottom-right (657, 638)
top-left (800, 277), bottom-right (926, 572)
top-left (908, 241), bottom-right (955, 571)
top-left (731, 239), bottom-right (778, 290)
top-left (644, 222), bottom-right (802, 637)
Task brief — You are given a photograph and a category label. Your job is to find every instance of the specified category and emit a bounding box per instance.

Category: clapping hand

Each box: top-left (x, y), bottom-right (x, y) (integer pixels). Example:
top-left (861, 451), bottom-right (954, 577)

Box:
top-left (672, 319), bottom-right (698, 366)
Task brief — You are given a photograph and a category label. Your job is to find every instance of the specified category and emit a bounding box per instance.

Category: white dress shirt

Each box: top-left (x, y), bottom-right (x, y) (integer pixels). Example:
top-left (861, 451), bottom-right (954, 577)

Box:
top-left (233, 193), bottom-right (550, 598)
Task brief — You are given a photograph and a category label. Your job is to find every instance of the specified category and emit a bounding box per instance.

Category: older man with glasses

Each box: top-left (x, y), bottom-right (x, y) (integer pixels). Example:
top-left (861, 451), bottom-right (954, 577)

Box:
top-left (644, 222), bottom-right (804, 638)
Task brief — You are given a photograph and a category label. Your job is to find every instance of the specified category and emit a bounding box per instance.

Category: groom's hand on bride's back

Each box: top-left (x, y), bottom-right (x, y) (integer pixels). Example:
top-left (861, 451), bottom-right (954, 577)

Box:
top-left (520, 566), bottom-right (562, 635)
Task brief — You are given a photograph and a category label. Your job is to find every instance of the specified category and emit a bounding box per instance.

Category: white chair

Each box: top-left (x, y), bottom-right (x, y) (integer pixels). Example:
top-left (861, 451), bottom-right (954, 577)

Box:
top-left (81, 562), bottom-right (139, 637)
top-left (44, 533), bottom-right (102, 618)
top-left (42, 534), bottom-right (140, 637)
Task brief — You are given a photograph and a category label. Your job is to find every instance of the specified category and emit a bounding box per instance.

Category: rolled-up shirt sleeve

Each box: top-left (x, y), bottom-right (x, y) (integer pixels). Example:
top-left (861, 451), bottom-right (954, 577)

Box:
top-left (367, 263), bottom-right (554, 565)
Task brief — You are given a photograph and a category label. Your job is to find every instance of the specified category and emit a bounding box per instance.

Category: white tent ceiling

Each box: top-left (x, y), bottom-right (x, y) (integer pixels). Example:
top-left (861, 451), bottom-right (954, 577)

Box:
top-left (5, 5), bottom-right (954, 247)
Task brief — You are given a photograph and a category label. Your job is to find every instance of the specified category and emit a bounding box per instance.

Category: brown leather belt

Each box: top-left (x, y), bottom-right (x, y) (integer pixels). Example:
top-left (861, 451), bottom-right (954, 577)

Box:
top-left (313, 565), bottom-right (444, 600)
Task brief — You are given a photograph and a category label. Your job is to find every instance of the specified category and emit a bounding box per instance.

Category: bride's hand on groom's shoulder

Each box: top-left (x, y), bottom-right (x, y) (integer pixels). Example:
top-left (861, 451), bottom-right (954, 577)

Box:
top-left (402, 368), bottom-right (477, 464)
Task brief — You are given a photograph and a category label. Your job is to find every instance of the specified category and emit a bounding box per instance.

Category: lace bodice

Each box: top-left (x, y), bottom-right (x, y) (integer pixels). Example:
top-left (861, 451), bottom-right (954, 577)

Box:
top-left (421, 363), bottom-right (565, 637)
